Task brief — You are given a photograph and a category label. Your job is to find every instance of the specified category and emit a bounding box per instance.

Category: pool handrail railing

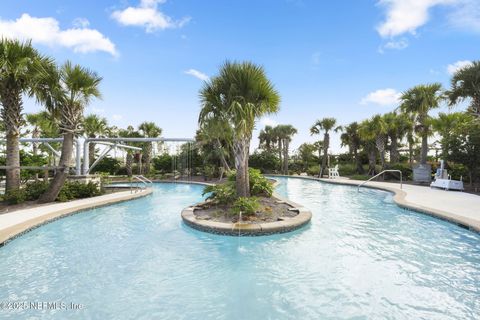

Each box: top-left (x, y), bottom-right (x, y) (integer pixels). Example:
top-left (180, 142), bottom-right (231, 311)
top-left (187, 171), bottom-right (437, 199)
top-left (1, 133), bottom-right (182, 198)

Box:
top-left (357, 170), bottom-right (402, 192)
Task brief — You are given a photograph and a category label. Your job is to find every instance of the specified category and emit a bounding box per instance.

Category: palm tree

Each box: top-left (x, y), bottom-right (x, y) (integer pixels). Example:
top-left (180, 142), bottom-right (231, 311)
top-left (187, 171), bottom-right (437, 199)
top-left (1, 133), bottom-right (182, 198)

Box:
top-left (310, 117), bottom-right (338, 177)
top-left (432, 112), bottom-right (470, 159)
top-left (340, 122), bottom-right (364, 174)
top-left (258, 125), bottom-right (275, 151)
top-left (83, 114), bottom-right (108, 166)
top-left (358, 118), bottom-right (379, 176)
top-left (447, 61), bottom-right (480, 117)
top-left (275, 124), bottom-right (297, 174)
top-left (383, 112), bottom-right (410, 164)
top-left (138, 121), bottom-right (162, 175)
top-left (199, 61), bottom-right (280, 197)
top-left (0, 39), bottom-right (53, 191)
top-left (271, 125), bottom-right (284, 171)
top-left (38, 61), bottom-right (102, 203)
top-left (400, 83), bottom-right (443, 165)
top-left (197, 117), bottom-right (232, 174)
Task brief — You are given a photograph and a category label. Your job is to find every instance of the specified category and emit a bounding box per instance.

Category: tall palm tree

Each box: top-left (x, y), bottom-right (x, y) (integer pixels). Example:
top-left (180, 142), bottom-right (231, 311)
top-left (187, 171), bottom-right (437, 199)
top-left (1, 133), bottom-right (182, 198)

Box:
top-left (0, 39), bottom-right (53, 191)
top-left (447, 61), bottom-right (480, 117)
top-left (275, 124), bottom-right (297, 174)
top-left (83, 114), bottom-right (108, 165)
top-left (432, 112), bottom-right (470, 159)
top-left (340, 122), bottom-right (364, 174)
top-left (270, 125), bottom-right (284, 171)
top-left (199, 61), bottom-right (280, 197)
top-left (383, 112), bottom-right (410, 164)
top-left (400, 83), bottom-right (443, 165)
top-left (310, 117), bottom-right (338, 177)
top-left (138, 121), bottom-right (162, 175)
top-left (38, 61), bottom-right (102, 203)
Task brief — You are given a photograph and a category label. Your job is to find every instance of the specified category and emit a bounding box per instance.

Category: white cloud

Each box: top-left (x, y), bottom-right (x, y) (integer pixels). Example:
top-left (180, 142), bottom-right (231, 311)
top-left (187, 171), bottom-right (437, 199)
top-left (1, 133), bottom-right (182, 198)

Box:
top-left (447, 60), bottom-right (473, 75)
top-left (90, 106), bottom-right (105, 114)
top-left (377, 0), bottom-right (455, 38)
top-left (184, 69), bottom-right (209, 81)
top-left (72, 17), bottom-right (90, 28)
top-left (0, 14), bottom-right (117, 56)
top-left (112, 114), bottom-right (123, 121)
top-left (260, 117), bottom-right (278, 127)
top-left (448, 0), bottom-right (480, 32)
top-left (361, 88), bottom-right (401, 106)
top-left (111, 0), bottom-right (190, 33)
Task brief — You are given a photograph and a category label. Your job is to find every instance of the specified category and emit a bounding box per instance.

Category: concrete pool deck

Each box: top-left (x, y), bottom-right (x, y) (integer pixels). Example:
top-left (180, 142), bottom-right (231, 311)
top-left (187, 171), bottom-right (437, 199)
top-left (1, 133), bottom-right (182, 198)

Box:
top-left (275, 175), bottom-right (480, 233)
top-left (0, 188), bottom-right (152, 246)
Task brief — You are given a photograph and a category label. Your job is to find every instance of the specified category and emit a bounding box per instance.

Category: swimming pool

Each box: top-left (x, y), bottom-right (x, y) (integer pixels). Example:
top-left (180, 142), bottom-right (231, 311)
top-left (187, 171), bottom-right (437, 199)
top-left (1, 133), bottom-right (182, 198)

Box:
top-left (1, 177), bottom-right (479, 319)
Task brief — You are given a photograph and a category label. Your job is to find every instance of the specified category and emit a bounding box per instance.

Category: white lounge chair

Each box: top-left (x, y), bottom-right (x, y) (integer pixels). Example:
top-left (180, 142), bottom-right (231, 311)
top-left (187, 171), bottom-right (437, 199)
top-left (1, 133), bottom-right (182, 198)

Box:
top-left (328, 165), bottom-right (340, 179)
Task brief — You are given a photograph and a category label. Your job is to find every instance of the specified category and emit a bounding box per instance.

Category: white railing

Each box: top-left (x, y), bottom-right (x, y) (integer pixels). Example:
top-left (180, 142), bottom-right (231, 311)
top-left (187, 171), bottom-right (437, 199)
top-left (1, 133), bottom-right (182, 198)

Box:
top-left (131, 175), bottom-right (153, 193)
top-left (357, 170), bottom-right (402, 192)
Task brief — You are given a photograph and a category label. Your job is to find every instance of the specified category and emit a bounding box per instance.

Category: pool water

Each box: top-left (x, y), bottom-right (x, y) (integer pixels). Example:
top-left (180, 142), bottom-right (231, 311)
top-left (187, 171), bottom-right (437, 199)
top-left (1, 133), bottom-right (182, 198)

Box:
top-left (0, 177), bottom-right (479, 319)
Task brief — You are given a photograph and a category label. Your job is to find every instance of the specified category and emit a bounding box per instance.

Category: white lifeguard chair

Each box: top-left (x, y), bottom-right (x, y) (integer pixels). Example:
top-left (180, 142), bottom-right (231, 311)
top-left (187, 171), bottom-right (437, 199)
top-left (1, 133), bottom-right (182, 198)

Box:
top-left (328, 165), bottom-right (340, 179)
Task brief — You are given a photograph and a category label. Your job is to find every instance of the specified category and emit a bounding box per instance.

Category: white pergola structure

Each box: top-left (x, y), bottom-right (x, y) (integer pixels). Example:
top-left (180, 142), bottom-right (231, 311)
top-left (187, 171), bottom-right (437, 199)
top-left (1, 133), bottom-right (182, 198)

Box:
top-left (82, 137), bottom-right (195, 175)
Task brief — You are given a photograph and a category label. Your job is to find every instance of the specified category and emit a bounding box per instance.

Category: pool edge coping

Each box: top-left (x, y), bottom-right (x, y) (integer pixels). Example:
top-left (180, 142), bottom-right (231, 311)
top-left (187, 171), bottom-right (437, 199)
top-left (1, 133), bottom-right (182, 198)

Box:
top-left (268, 174), bottom-right (480, 233)
top-left (0, 189), bottom-right (153, 247)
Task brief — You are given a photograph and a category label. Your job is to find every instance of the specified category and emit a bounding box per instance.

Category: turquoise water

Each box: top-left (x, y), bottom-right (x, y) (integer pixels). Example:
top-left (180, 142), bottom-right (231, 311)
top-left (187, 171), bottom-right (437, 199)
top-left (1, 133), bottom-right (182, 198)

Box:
top-left (0, 177), bottom-right (479, 319)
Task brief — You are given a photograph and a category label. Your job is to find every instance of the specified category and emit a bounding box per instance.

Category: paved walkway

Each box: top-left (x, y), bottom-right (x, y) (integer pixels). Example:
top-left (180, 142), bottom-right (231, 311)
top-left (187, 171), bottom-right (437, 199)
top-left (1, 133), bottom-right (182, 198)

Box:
top-left (317, 177), bottom-right (480, 232)
top-left (0, 189), bottom-right (152, 245)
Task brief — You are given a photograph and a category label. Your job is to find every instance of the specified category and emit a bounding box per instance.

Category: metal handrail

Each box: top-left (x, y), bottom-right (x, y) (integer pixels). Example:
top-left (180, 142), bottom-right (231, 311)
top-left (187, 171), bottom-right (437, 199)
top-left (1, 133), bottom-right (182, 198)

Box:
top-left (357, 170), bottom-right (402, 192)
top-left (135, 175), bottom-right (153, 184)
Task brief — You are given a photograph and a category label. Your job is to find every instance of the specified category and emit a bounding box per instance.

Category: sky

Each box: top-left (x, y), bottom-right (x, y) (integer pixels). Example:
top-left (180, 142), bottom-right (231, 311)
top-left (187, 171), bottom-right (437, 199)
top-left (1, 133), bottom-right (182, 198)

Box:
top-left (1, 0), bottom-right (479, 153)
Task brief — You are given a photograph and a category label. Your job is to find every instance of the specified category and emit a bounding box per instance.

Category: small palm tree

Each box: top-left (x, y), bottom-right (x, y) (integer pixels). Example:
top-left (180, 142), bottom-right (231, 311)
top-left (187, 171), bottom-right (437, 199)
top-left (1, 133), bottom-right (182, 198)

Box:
top-left (0, 39), bottom-right (53, 191)
top-left (340, 122), bottom-right (364, 174)
top-left (258, 125), bottom-right (275, 151)
top-left (400, 83), bottom-right (443, 165)
top-left (38, 61), bottom-right (102, 203)
top-left (310, 117), bottom-right (339, 177)
top-left (447, 61), bottom-right (480, 117)
top-left (138, 121), bottom-right (162, 175)
top-left (383, 112), bottom-right (410, 164)
top-left (275, 124), bottom-right (297, 174)
top-left (358, 118), bottom-right (379, 176)
top-left (83, 114), bottom-right (108, 165)
top-left (199, 61), bottom-right (280, 197)
top-left (197, 117), bottom-right (232, 174)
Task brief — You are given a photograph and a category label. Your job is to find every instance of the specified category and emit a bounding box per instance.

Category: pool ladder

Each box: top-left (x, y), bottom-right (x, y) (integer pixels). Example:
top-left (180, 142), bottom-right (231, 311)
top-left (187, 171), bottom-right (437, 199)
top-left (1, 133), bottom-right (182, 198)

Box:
top-left (357, 170), bottom-right (402, 192)
top-left (132, 175), bottom-right (153, 193)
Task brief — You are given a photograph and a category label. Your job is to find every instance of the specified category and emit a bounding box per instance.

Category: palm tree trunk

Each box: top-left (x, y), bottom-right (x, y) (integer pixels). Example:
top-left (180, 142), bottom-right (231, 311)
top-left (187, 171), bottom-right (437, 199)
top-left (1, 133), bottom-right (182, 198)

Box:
top-left (38, 132), bottom-right (74, 203)
top-left (420, 132), bottom-right (428, 165)
top-left (126, 152), bottom-right (133, 177)
top-left (5, 132), bottom-right (20, 191)
top-left (234, 137), bottom-right (249, 197)
top-left (368, 148), bottom-right (376, 176)
top-left (390, 135), bottom-right (399, 164)
top-left (283, 139), bottom-right (289, 174)
top-left (320, 134), bottom-right (329, 177)
top-left (277, 139), bottom-right (282, 172)
top-left (215, 139), bottom-right (230, 171)
top-left (354, 148), bottom-right (364, 174)
top-left (88, 137), bottom-right (96, 166)
top-left (143, 143), bottom-right (151, 175)
top-left (2, 90), bottom-right (23, 192)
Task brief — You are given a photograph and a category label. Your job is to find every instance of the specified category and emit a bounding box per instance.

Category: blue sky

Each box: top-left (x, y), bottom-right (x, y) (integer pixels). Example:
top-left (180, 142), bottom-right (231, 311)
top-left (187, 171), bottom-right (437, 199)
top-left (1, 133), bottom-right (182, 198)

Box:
top-left (1, 0), bottom-right (479, 152)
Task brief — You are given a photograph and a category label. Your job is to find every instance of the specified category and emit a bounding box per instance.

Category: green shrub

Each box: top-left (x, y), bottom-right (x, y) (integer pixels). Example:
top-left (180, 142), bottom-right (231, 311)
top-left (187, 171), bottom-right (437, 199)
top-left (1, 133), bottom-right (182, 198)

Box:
top-left (202, 183), bottom-right (236, 205)
top-left (4, 189), bottom-right (26, 204)
top-left (232, 197), bottom-right (259, 215)
top-left (307, 165), bottom-right (320, 176)
top-left (90, 156), bottom-right (121, 175)
top-left (153, 153), bottom-right (173, 172)
top-left (387, 163), bottom-right (413, 180)
top-left (227, 168), bottom-right (273, 197)
top-left (249, 151), bottom-right (279, 173)
top-left (338, 163), bottom-right (357, 176)
top-left (57, 181), bottom-right (101, 202)
top-left (25, 181), bottom-right (49, 201)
